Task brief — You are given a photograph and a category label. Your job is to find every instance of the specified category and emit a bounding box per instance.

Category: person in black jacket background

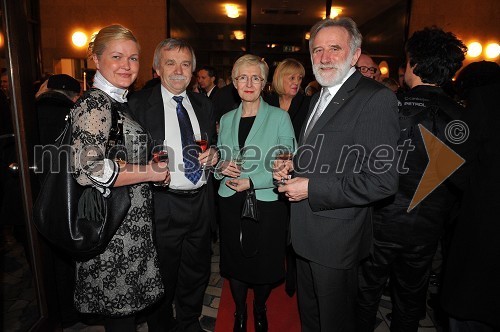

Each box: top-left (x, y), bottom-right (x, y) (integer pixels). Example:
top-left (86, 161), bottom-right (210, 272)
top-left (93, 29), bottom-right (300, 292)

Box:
top-left (36, 74), bottom-right (81, 145)
top-left (357, 27), bottom-right (467, 332)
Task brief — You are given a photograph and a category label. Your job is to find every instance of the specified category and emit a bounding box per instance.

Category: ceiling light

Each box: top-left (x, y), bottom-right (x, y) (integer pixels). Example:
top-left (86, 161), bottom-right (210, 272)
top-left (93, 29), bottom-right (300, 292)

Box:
top-left (485, 42), bottom-right (499, 59)
top-left (233, 30), bottom-right (245, 40)
top-left (72, 31), bottom-right (88, 48)
top-left (305, 32), bottom-right (310, 40)
top-left (225, 4), bottom-right (239, 18)
top-left (323, 6), bottom-right (343, 19)
top-left (467, 42), bottom-right (482, 57)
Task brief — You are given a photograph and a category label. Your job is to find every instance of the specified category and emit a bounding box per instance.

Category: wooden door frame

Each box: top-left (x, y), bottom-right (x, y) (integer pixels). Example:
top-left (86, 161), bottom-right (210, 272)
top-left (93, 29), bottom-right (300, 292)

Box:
top-left (1, 0), bottom-right (54, 330)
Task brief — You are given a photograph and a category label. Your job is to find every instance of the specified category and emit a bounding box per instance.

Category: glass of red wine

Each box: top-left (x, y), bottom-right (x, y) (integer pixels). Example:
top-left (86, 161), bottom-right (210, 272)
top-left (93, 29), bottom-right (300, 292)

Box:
top-left (151, 139), bottom-right (168, 186)
top-left (273, 136), bottom-right (295, 186)
top-left (193, 132), bottom-right (209, 169)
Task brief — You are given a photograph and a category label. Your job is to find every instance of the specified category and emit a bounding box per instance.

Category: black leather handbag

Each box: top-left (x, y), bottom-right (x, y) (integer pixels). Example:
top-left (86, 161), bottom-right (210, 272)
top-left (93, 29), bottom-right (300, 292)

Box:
top-left (33, 92), bottom-right (130, 261)
top-left (241, 179), bottom-right (259, 222)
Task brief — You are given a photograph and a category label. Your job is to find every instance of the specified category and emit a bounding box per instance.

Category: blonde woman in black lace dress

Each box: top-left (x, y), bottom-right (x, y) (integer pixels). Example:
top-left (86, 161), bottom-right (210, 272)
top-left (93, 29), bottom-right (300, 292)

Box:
top-left (70, 25), bottom-right (169, 331)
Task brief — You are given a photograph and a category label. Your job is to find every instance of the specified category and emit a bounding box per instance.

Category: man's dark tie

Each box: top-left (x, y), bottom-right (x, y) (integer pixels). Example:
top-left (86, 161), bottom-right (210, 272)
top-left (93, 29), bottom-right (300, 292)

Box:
top-left (173, 96), bottom-right (202, 184)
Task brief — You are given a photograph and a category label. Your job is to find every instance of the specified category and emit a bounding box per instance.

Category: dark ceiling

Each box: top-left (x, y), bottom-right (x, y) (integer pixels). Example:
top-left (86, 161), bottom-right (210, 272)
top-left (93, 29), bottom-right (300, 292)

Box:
top-left (171, 0), bottom-right (410, 80)
top-left (177, 0), bottom-right (404, 26)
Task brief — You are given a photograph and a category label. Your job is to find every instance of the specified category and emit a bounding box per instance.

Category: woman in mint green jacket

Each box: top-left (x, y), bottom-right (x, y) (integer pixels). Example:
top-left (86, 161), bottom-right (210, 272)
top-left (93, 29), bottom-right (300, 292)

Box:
top-left (215, 54), bottom-right (295, 331)
top-left (215, 54), bottom-right (295, 332)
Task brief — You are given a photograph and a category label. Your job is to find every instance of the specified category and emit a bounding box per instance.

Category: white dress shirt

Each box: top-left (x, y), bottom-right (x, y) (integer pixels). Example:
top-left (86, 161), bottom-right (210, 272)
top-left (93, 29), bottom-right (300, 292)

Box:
top-left (304, 66), bottom-right (357, 131)
top-left (160, 85), bottom-right (206, 190)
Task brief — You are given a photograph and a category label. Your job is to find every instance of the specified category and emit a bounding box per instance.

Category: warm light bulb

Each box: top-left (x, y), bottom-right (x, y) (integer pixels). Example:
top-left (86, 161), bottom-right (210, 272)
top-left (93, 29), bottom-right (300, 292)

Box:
top-left (225, 4), bottom-right (239, 18)
top-left (379, 61), bottom-right (389, 76)
top-left (72, 31), bottom-right (88, 47)
top-left (485, 42), bottom-right (500, 59)
top-left (323, 6), bottom-right (343, 19)
top-left (233, 30), bottom-right (245, 40)
top-left (305, 32), bottom-right (310, 40)
top-left (467, 42), bottom-right (482, 57)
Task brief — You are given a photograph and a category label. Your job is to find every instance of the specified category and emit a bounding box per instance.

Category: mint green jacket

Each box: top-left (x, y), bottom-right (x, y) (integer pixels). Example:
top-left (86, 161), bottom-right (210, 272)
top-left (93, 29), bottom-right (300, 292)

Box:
top-left (215, 98), bottom-right (296, 201)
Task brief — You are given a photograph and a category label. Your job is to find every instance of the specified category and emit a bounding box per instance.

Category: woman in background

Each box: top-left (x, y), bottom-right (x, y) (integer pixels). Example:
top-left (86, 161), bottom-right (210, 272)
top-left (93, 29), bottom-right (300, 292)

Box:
top-left (70, 25), bottom-right (169, 331)
top-left (216, 54), bottom-right (295, 332)
top-left (265, 58), bottom-right (311, 138)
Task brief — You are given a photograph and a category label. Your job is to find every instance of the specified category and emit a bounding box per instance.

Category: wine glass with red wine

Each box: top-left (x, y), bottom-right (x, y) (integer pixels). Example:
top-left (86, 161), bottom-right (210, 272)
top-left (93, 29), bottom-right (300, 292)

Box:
top-left (193, 132), bottom-right (209, 169)
top-left (151, 139), bottom-right (168, 186)
top-left (274, 136), bottom-right (295, 186)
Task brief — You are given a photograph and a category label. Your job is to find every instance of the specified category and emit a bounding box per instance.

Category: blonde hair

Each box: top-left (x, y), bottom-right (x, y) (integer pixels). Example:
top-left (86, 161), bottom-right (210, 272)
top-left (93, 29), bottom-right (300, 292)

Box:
top-left (231, 54), bottom-right (269, 84)
top-left (272, 58), bottom-right (305, 96)
top-left (87, 24), bottom-right (140, 60)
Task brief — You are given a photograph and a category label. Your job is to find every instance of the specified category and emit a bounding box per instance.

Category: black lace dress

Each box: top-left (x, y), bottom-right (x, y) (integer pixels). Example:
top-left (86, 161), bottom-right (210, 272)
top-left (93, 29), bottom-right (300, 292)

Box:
top-left (70, 89), bottom-right (164, 316)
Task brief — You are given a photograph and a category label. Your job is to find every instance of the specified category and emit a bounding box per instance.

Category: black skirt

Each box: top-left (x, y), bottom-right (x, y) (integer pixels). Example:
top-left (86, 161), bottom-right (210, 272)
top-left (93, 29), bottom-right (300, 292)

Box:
top-left (219, 191), bottom-right (288, 284)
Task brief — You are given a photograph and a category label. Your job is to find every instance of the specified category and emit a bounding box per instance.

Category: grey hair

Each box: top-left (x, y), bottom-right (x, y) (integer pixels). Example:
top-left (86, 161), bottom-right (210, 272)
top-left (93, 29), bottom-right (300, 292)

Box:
top-left (309, 17), bottom-right (362, 55)
top-left (231, 54), bottom-right (269, 84)
top-left (153, 38), bottom-right (197, 71)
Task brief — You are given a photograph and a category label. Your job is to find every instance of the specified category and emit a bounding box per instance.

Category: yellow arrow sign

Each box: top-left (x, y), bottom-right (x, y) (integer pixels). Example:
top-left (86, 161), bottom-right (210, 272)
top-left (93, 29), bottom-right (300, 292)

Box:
top-left (407, 124), bottom-right (465, 212)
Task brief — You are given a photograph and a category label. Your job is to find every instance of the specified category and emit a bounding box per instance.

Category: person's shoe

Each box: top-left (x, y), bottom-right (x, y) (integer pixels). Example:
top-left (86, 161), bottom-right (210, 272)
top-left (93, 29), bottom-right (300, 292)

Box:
top-left (253, 302), bottom-right (268, 332)
top-left (233, 305), bottom-right (247, 332)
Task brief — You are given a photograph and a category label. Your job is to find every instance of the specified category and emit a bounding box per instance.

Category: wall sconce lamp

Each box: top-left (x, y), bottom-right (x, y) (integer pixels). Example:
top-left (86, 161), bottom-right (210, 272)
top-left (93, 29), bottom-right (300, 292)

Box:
top-left (485, 42), bottom-right (500, 59)
top-left (225, 4), bottom-right (239, 18)
top-left (379, 61), bottom-right (389, 76)
top-left (72, 31), bottom-right (88, 48)
top-left (467, 41), bottom-right (499, 59)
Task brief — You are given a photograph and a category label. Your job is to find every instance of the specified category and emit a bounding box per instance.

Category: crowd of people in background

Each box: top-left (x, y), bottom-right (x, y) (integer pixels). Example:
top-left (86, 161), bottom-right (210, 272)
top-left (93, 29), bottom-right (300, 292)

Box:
top-left (1, 14), bottom-right (499, 332)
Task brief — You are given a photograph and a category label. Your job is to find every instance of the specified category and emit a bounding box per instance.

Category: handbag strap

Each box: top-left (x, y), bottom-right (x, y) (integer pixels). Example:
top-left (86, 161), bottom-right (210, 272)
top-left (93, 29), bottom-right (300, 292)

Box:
top-left (240, 178), bottom-right (260, 258)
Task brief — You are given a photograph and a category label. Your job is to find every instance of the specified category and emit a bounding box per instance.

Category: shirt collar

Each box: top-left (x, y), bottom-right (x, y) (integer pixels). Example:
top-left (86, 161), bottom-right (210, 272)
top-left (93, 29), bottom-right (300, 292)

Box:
top-left (92, 71), bottom-right (129, 103)
top-left (324, 66), bottom-right (356, 95)
top-left (161, 85), bottom-right (188, 102)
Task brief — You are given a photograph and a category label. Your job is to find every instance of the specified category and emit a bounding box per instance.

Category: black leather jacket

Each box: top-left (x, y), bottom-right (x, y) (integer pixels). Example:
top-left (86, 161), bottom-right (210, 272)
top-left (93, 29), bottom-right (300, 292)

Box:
top-left (373, 85), bottom-right (463, 245)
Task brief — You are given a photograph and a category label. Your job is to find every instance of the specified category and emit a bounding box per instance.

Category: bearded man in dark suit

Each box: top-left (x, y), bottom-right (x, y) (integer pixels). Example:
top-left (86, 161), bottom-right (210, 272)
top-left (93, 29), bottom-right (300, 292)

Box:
top-left (274, 17), bottom-right (399, 331)
top-left (129, 38), bottom-right (218, 332)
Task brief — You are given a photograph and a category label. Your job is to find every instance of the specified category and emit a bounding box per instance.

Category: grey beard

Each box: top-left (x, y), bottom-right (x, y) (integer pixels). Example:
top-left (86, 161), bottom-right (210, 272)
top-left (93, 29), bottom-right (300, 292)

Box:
top-left (313, 59), bottom-right (352, 87)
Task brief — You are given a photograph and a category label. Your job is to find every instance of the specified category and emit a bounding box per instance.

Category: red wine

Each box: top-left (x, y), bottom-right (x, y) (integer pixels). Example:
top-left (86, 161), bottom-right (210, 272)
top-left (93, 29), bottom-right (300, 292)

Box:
top-left (195, 139), bottom-right (208, 152)
top-left (153, 150), bottom-right (168, 162)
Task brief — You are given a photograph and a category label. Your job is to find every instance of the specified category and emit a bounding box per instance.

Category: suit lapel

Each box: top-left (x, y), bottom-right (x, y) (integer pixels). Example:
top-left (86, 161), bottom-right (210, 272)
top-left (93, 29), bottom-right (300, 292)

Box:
top-left (302, 71), bottom-right (362, 144)
top-left (299, 93), bottom-right (319, 143)
top-left (245, 98), bottom-right (269, 145)
top-left (230, 104), bottom-right (243, 148)
top-left (186, 91), bottom-right (207, 136)
top-left (147, 85), bottom-right (166, 140)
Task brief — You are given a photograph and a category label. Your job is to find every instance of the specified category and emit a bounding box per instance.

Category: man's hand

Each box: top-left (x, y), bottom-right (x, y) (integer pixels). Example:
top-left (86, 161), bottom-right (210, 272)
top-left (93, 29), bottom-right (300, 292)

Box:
top-left (199, 147), bottom-right (219, 167)
top-left (225, 178), bottom-right (250, 192)
top-left (278, 177), bottom-right (309, 202)
top-left (273, 159), bottom-right (294, 182)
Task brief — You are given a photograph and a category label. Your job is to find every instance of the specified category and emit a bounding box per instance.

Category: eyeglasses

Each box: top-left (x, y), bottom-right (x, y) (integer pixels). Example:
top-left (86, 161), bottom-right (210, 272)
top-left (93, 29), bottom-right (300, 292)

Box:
top-left (356, 66), bottom-right (378, 74)
top-left (234, 75), bottom-right (264, 84)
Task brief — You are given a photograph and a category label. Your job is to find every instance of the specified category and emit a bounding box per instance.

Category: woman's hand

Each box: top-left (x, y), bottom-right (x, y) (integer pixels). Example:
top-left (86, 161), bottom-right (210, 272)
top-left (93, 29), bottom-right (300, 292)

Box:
top-left (148, 160), bottom-right (170, 186)
top-left (225, 178), bottom-right (250, 192)
top-left (218, 160), bottom-right (242, 178)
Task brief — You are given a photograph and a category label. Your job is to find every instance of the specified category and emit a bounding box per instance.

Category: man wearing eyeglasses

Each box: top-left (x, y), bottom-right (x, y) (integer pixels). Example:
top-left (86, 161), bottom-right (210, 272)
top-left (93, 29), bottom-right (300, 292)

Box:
top-left (129, 38), bottom-right (219, 332)
top-left (356, 53), bottom-right (381, 81)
